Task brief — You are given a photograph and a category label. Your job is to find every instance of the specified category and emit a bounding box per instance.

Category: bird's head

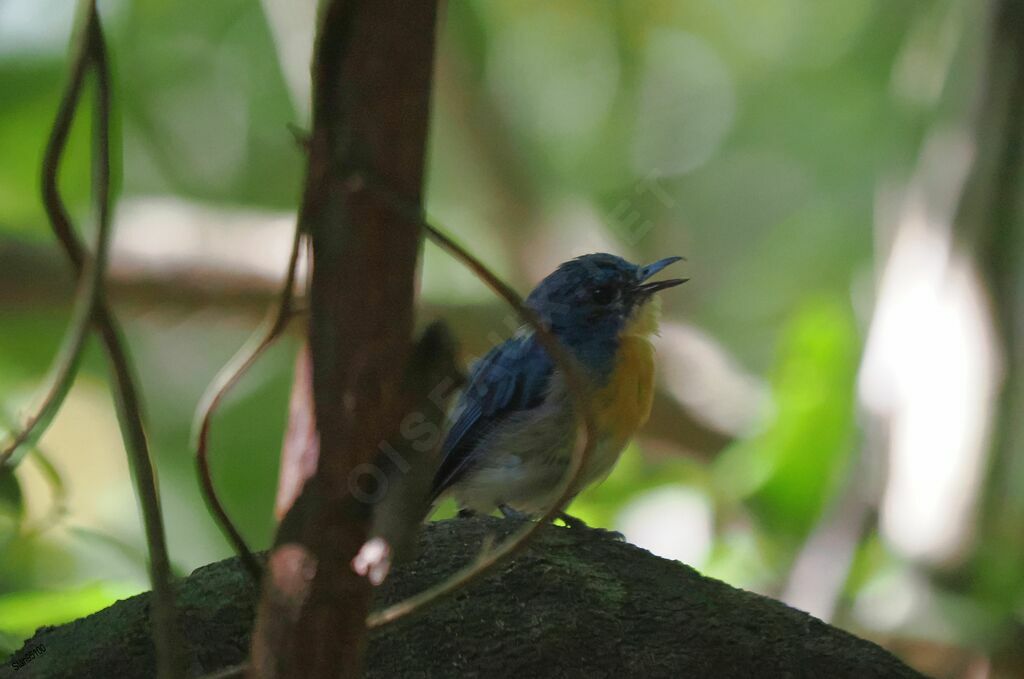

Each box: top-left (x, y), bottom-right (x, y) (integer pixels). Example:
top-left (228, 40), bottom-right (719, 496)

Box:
top-left (525, 253), bottom-right (686, 365)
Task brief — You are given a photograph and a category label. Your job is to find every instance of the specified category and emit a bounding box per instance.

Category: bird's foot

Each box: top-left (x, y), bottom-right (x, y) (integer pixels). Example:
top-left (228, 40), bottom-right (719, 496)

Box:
top-left (498, 504), bottom-right (531, 521)
top-left (456, 507), bottom-right (478, 519)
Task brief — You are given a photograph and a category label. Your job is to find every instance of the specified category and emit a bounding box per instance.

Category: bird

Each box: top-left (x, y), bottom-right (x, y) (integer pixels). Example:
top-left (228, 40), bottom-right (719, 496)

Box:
top-left (430, 252), bottom-right (686, 524)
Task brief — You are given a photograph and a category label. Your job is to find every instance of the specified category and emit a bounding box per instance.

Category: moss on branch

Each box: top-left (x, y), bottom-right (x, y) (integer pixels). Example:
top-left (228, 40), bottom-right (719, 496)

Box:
top-left (4, 517), bottom-right (925, 679)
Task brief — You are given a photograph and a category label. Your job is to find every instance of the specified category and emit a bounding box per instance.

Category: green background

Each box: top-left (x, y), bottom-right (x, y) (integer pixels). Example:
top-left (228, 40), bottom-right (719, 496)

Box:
top-left (1, 1), bottom-right (1020, 676)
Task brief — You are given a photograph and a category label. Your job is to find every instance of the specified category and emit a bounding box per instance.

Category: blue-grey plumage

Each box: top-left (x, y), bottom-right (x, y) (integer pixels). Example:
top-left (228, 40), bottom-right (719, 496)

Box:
top-left (430, 253), bottom-right (686, 516)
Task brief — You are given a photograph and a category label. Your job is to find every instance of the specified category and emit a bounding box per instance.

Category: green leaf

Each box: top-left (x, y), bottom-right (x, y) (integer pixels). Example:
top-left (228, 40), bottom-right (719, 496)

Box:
top-left (714, 296), bottom-right (860, 539)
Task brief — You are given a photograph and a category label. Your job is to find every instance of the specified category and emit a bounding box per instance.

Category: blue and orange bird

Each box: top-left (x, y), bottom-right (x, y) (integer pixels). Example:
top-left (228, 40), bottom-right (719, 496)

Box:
top-left (430, 253), bottom-right (686, 523)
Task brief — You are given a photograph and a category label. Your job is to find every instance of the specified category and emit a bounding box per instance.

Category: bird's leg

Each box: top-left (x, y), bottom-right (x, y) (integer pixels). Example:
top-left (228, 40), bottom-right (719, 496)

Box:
top-left (498, 504), bottom-right (530, 521)
top-left (456, 507), bottom-right (478, 519)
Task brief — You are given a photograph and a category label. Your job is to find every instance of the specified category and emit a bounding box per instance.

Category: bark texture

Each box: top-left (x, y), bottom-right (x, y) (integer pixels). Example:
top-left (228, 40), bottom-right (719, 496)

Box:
top-left (251, 0), bottom-right (439, 675)
top-left (4, 517), bottom-right (927, 679)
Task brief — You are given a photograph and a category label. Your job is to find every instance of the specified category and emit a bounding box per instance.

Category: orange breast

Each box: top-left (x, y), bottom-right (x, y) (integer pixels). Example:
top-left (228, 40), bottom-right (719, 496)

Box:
top-left (593, 334), bottom-right (655, 446)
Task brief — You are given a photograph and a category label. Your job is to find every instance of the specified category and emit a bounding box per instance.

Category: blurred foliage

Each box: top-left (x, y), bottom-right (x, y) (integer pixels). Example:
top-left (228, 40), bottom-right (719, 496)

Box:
top-left (0, 469), bottom-right (24, 547)
top-left (716, 297), bottom-right (860, 539)
top-left (0, 0), bottom-right (1020, 676)
top-left (0, 582), bottom-right (140, 647)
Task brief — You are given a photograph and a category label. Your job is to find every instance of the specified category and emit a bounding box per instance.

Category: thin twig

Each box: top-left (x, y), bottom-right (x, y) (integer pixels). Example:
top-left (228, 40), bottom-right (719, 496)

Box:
top-left (33, 3), bottom-right (182, 676)
top-left (357, 175), bottom-right (597, 629)
top-left (192, 226), bottom-right (304, 582)
top-left (0, 3), bottom-right (112, 469)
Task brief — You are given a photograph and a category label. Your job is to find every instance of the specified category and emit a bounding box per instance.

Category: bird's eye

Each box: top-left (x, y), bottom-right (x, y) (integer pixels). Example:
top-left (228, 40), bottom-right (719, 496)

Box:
top-left (591, 285), bottom-right (618, 305)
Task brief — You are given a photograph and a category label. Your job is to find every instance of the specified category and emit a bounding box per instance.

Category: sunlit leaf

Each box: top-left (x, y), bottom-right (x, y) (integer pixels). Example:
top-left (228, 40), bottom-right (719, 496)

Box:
top-left (714, 297), bottom-right (860, 538)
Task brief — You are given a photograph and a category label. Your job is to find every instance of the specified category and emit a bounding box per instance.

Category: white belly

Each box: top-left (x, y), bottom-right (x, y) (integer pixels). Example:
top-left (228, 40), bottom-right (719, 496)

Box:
top-left (448, 376), bottom-right (628, 515)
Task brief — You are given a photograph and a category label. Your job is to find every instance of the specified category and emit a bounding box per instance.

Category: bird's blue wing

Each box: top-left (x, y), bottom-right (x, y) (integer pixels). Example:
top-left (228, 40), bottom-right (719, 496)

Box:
top-left (431, 333), bottom-right (553, 499)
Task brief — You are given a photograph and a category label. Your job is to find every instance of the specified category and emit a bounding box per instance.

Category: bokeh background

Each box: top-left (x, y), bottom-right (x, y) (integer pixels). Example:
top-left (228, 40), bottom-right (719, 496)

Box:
top-left (2, 1), bottom-right (1022, 676)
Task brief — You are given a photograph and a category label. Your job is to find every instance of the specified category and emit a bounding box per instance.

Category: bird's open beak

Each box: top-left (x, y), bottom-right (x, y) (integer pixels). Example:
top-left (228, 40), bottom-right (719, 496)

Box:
top-left (634, 256), bottom-right (687, 295)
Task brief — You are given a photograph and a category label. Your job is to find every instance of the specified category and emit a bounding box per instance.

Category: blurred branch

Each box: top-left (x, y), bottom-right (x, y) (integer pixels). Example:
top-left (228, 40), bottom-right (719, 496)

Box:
top-left (0, 239), bottom-right (276, 312)
top-left (965, 0), bottom-right (1024, 541)
top-left (0, 237), bottom-right (734, 463)
top-left (642, 391), bottom-right (733, 460)
top-left (192, 223), bottom-right (304, 584)
top-left (950, 0), bottom-right (1024, 672)
top-left (0, 237), bottom-right (733, 463)
top-left (20, 2), bottom-right (183, 676)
